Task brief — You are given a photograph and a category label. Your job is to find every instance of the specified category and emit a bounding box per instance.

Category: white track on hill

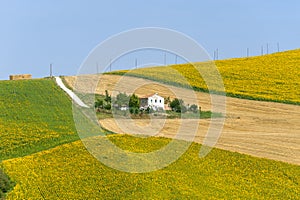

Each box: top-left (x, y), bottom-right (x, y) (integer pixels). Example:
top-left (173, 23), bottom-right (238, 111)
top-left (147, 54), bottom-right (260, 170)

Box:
top-left (55, 77), bottom-right (89, 108)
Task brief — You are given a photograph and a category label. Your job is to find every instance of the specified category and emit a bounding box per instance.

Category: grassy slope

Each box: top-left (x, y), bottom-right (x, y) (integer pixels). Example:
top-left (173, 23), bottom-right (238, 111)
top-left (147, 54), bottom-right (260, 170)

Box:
top-left (108, 49), bottom-right (300, 104)
top-left (0, 78), bottom-right (95, 161)
top-left (2, 135), bottom-right (300, 199)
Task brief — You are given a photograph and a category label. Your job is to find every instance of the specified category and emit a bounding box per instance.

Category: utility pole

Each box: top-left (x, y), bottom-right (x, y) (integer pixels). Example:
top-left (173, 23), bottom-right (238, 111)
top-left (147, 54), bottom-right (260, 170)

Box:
top-left (266, 43), bottom-right (269, 54)
top-left (50, 63), bottom-right (53, 77)
top-left (216, 48), bottom-right (219, 60)
top-left (261, 46), bottom-right (264, 55)
top-left (247, 48), bottom-right (249, 57)
top-left (277, 42), bottom-right (280, 52)
top-left (164, 52), bottom-right (166, 65)
top-left (135, 58), bottom-right (138, 69)
top-left (109, 59), bottom-right (112, 72)
top-left (213, 50), bottom-right (216, 60)
top-left (175, 55), bottom-right (178, 64)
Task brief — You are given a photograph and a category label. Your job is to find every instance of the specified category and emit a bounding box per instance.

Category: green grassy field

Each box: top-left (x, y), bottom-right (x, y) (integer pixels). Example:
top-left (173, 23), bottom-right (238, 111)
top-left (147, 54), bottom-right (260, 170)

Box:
top-left (0, 78), bottom-right (99, 161)
top-left (108, 49), bottom-right (300, 105)
top-left (2, 135), bottom-right (300, 199)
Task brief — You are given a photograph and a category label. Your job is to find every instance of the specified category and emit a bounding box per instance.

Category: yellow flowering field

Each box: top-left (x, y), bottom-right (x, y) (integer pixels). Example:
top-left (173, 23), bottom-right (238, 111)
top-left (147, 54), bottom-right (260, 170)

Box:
top-left (109, 49), bottom-right (300, 104)
top-left (2, 134), bottom-right (299, 199)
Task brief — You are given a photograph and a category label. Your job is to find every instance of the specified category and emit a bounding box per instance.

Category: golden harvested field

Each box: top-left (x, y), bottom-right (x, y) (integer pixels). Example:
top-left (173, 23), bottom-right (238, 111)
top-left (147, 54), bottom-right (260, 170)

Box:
top-left (64, 74), bottom-right (300, 165)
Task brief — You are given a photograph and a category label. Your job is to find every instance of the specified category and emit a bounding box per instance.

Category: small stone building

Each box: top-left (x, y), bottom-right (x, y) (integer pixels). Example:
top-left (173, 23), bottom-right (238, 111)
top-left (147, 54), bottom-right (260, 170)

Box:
top-left (9, 74), bottom-right (32, 80)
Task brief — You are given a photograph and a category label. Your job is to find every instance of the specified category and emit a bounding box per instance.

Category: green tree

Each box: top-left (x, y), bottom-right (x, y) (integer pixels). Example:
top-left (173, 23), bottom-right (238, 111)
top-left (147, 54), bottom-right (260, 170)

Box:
top-left (0, 169), bottom-right (14, 198)
top-left (115, 92), bottom-right (130, 107)
top-left (129, 93), bottom-right (140, 109)
top-left (104, 90), bottom-right (111, 104)
top-left (189, 104), bottom-right (199, 113)
top-left (170, 98), bottom-right (186, 113)
top-left (94, 99), bottom-right (104, 109)
top-left (170, 98), bottom-right (180, 112)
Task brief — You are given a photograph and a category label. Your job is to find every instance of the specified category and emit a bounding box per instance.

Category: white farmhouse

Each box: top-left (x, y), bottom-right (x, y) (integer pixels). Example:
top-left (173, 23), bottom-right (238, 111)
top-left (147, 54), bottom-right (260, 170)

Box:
top-left (139, 93), bottom-right (164, 111)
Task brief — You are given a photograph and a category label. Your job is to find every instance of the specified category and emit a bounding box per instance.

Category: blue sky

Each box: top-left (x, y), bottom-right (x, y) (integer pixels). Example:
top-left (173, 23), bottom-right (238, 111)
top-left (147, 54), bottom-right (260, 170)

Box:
top-left (0, 0), bottom-right (299, 79)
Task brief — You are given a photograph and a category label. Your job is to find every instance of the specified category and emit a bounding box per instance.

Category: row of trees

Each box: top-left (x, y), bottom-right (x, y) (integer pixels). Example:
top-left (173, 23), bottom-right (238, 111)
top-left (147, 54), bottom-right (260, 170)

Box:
top-left (95, 91), bottom-right (200, 114)
top-left (94, 91), bottom-right (140, 113)
top-left (94, 90), bottom-right (112, 110)
top-left (169, 98), bottom-right (199, 113)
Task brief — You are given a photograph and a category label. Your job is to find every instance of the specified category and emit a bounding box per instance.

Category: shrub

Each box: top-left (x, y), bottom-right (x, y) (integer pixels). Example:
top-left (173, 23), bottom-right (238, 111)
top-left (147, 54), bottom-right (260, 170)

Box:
top-left (145, 107), bottom-right (154, 114)
top-left (134, 108), bottom-right (139, 115)
top-left (94, 99), bottom-right (104, 109)
top-left (104, 103), bottom-right (111, 110)
top-left (0, 168), bottom-right (14, 198)
top-left (129, 107), bottom-right (139, 115)
top-left (189, 104), bottom-right (199, 113)
top-left (181, 105), bottom-right (187, 113)
top-left (129, 107), bottom-right (134, 114)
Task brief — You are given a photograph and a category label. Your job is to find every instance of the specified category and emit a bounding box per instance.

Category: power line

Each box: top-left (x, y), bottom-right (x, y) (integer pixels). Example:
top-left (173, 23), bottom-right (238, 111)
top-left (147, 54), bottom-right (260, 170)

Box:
top-left (109, 59), bottom-right (112, 72)
top-left (96, 62), bottom-right (99, 74)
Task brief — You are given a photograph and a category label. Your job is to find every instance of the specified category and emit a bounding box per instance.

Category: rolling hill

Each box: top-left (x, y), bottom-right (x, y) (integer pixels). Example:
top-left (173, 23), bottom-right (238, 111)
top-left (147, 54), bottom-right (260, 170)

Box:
top-left (108, 49), bottom-right (300, 104)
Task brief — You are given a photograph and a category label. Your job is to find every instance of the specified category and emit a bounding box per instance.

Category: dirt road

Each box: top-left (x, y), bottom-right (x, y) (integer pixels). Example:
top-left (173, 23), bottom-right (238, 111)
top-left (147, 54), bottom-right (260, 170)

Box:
top-left (64, 75), bottom-right (300, 165)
